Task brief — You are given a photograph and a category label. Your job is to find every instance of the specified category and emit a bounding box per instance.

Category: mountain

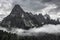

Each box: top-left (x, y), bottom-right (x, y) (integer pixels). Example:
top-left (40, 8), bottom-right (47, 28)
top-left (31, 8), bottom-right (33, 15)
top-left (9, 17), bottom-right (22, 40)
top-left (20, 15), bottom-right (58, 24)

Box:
top-left (0, 4), bottom-right (39, 29)
top-left (0, 4), bottom-right (60, 30)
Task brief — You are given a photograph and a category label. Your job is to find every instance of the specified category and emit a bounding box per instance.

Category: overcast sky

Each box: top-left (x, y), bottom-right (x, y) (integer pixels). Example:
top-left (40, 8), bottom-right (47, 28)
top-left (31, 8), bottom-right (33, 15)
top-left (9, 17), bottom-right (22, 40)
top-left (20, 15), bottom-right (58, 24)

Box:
top-left (0, 0), bottom-right (60, 21)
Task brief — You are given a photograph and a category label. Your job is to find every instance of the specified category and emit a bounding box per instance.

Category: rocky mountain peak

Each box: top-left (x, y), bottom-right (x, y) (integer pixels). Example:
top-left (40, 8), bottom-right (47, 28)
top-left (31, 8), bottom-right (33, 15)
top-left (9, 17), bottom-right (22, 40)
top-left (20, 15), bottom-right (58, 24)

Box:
top-left (10, 4), bottom-right (25, 16)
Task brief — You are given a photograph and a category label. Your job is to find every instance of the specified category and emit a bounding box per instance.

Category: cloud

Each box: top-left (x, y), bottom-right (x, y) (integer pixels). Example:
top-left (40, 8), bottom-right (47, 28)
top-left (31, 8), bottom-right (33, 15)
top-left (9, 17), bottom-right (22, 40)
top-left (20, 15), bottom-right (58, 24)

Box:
top-left (0, 0), bottom-right (60, 21)
top-left (0, 24), bottom-right (60, 36)
top-left (13, 0), bottom-right (46, 12)
top-left (0, 0), bottom-right (13, 21)
top-left (41, 0), bottom-right (60, 14)
top-left (38, 4), bottom-right (57, 15)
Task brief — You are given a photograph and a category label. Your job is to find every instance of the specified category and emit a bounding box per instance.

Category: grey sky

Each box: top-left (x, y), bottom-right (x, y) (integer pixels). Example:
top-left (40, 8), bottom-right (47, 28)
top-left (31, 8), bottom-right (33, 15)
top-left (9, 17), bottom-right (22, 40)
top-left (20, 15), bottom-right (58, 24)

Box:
top-left (0, 0), bottom-right (60, 21)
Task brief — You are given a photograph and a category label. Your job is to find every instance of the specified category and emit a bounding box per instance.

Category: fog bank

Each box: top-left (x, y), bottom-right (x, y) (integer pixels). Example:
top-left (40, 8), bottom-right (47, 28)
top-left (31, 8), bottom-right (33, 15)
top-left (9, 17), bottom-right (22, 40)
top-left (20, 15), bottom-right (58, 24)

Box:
top-left (0, 24), bottom-right (60, 36)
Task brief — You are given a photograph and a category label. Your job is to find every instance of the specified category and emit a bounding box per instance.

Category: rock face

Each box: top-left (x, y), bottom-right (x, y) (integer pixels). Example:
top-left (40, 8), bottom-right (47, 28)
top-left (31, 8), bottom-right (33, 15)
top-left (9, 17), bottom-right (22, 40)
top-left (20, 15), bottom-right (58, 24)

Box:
top-left (1, 4), bottom-right (60, 29)
top-left (1, 4), bottom-right (38, 29)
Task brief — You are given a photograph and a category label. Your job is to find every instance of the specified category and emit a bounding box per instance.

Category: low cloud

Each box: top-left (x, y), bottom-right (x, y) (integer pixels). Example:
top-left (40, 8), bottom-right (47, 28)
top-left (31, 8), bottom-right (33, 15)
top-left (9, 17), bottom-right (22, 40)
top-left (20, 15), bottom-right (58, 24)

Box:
top-left (0, 24), bottom-right (60, 36)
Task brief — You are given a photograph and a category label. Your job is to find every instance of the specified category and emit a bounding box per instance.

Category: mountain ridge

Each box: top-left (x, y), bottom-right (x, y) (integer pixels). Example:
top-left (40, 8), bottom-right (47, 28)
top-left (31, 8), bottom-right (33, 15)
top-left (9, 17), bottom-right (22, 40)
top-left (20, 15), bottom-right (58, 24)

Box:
top-left (0, 4), bottom-right (60, 30)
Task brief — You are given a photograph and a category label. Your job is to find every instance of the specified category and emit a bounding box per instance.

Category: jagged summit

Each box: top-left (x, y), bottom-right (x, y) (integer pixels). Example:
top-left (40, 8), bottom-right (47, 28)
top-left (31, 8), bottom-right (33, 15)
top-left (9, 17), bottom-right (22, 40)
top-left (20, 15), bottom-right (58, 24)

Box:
top-left (10, 4), bottom-right (25, 16)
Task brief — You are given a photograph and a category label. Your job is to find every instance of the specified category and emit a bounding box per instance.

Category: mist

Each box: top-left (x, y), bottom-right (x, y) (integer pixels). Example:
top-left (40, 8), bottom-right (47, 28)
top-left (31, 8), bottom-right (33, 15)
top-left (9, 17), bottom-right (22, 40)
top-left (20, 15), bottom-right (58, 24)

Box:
top-left (0, 24), bottom-right (60, 36)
